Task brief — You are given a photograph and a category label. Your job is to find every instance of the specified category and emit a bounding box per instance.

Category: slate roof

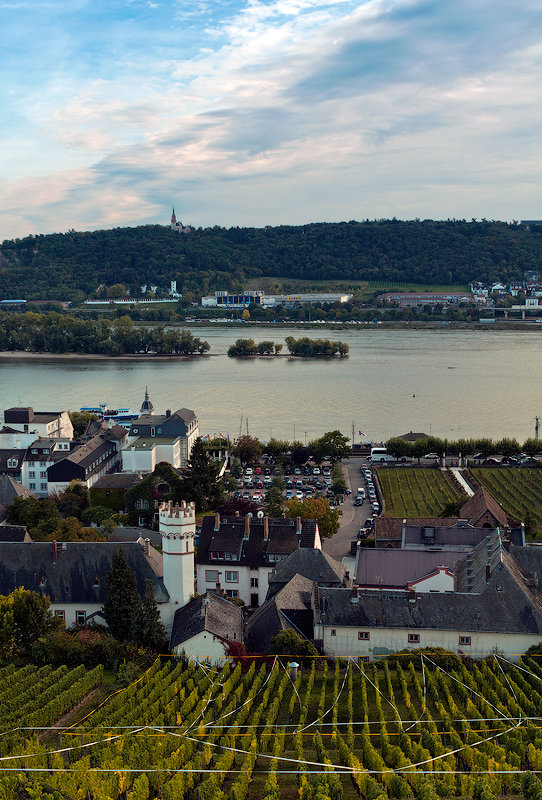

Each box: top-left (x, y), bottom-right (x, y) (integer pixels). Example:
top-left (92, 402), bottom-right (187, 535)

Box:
top-left (65, 437), bottom-right (115, 468)
top-left (248, 574), bottom-right (314, 653)
top-left (374, 517), bottom-right (458, 543)
top-left (0, 449), bottom-right (26, 473)
top-left (355, 548), bottom-right (460, 589)
top-left (0, 474), bottom-right (34, 505)
top-left (197, 515), bottom-right (319, 568)
top-left (267, 549), bottom-right (346, 599)
top-left (170, 591), bottom-right (244, 649)
top-left (316, 580), bottom-right (542, 636)
top-left (92, 473), bottom-right (142, 489)
top-left (0, 525), bottom-right (30, 542)
top-left (403, 524), bottom-right (504, 549)
top-left (459, 487), bottom-right (508, 527)
top-left (0, 541), bottom-right (168, 603)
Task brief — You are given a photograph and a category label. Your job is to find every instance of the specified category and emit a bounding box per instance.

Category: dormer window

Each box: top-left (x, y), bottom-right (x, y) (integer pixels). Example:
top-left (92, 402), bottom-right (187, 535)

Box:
top-left (31, 449), bottom-right (38, 454)
top-left (7, 458), bottom-right (18, 468)
top-left (92, 577), bottom-right (100, 588)
top-left (39, 577), bottom-right (46, 588)
top-left (150, 427), bottom-right (156, 436)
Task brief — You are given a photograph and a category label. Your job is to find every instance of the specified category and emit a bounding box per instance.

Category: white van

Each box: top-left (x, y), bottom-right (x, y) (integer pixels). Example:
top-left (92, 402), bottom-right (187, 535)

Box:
top-left (370, 447), bottom-right (397, 463)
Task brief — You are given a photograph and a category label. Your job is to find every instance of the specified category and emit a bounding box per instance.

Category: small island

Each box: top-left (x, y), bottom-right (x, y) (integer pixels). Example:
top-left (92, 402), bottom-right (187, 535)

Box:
top-left (227, 336), bottom-right (349, 357)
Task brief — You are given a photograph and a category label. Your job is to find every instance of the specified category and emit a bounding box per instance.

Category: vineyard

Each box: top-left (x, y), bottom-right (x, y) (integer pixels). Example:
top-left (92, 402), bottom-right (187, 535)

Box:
top-left (469, 468), bottom-right (542, 535)
top-left (376, 469), bottom-right (467, 517)
top-left (4, 655), bottom-right (542, 799)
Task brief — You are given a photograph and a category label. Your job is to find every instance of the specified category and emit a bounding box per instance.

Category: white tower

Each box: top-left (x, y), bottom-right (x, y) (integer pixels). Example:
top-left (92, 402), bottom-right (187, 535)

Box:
top-left (159, 500), bottom-right (196, 628)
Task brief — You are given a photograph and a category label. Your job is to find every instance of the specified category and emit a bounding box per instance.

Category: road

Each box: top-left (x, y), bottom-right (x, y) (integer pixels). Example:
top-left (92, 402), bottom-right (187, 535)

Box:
top-left (322, 456), bottom-right (372, 562)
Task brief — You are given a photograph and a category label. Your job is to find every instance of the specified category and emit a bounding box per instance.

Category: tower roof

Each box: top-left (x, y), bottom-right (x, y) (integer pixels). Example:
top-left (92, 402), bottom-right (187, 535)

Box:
top-left (140, 387), bottom-right (154, 415)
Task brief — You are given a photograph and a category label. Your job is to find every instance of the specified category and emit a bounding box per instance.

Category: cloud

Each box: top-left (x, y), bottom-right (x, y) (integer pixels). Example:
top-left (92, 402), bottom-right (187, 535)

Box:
top-left (2, 0), bottom-right (542, 238)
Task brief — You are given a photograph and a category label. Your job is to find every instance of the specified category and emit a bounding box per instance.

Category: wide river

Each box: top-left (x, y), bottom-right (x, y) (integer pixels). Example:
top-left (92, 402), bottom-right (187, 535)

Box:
top-left (1, 327), bottom-right (541, 443)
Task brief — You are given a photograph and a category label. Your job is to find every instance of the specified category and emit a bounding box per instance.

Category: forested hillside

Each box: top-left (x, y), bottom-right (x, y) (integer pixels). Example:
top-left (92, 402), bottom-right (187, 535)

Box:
top-left (2, 219), bottom-right (542, 300)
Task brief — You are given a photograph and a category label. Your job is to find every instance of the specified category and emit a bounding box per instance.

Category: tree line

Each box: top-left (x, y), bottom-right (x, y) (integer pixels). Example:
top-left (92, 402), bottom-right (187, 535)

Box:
top-left (385, 435), bottom-right (542, 459)
top-left (2, 219), bottom-right (542, 300)
top-left (0, 311), bottom-right (209, 355)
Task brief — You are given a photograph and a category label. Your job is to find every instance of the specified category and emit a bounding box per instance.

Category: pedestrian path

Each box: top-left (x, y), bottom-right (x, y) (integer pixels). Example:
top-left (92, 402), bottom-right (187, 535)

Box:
top-left (450, 467), bottom-right (474, 497)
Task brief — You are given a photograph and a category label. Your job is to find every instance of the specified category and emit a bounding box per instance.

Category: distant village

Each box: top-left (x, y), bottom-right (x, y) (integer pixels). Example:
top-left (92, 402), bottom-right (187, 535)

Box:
top-left (1, 390), bottom-right (542, 666)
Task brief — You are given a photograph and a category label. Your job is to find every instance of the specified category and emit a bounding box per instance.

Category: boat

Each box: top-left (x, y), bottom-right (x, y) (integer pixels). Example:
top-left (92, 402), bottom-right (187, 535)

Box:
top-left (79, 404), bottom-right (137, 422)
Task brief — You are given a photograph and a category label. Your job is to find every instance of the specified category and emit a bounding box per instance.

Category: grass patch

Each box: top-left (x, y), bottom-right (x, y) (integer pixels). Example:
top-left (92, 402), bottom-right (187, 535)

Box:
top-left (377, 467), bottom-right (467, 517)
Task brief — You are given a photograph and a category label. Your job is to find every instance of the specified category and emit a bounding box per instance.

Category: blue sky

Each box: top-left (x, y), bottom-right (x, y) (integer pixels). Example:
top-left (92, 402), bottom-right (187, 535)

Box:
top-left (1, 0), bottom-right (541, 238)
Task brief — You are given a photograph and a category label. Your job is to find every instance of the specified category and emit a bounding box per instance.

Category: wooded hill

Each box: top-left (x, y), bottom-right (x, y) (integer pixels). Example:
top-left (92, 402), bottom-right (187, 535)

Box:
top-left (2, 219), bottom-right (542, 301)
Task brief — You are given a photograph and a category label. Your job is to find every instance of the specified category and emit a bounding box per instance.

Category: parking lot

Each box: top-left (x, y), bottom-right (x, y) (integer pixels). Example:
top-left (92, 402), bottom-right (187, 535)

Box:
top-left (232, 460), bottom-right (345, 506)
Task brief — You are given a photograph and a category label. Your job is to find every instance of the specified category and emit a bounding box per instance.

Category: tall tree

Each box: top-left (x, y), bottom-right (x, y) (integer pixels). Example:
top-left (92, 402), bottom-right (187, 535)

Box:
top-left (284, 497), bottom-right (341, 539)
top-left (183, 438), bottom-right (223, 511)
top-left (102, 549), bottom-right (140, 641)
top-left (132, 579), bottom-right (167, 650)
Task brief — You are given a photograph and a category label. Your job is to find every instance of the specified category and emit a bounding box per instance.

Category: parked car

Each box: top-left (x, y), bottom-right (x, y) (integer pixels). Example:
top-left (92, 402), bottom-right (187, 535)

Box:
top-left (254, 466), bottom-right (262, 475)
top-left (245, 467), bottom-right (253, 475)
top-left (424, 453), bottom-right (439, 460)
top-left (243, 491), bottom-right (251, 499)
top-left (313, 467), bottom-right (320, 475)
top-left (295, 490), bottom-right (304, 500)
top-left (285, 490), bottom-right (294, 500)
top-left (354, 498), bottom-right (363, 506)
top-left (252, 490), bottom-right (262, 500)
top-left (482, 457), bottom-right (502, 465)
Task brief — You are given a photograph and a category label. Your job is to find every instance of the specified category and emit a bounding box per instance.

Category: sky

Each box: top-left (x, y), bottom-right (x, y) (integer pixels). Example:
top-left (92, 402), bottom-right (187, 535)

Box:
top-left (1, 0), bottom-right (542, 240)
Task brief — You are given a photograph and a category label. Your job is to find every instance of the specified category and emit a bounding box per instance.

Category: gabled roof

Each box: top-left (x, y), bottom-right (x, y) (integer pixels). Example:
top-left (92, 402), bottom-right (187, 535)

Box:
top-left (0, 541), bottom-right (168, 603)
top-left (197, 515), bottom-right (319, 568)
top-left (0, 449), bottom-right (27, 472)
top-left (170, 591), bottom-right (243, 649)
top-left (398, 432), bottom-right (430, 442)
top-left (248, 574), bottom-right (314, 653)
top-left (316, 581), bottom-right (542, 636)
top-left (459, 487), bottom-right (508, 527)
top-left (267, 549), bottom-right (346, 599)
top-left (0, 474), bottom-right (35, 505)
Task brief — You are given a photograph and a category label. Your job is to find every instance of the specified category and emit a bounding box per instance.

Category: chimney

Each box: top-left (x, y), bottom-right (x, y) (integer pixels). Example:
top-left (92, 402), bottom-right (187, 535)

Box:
top-left (166, 409), bottom-right (171, 417)
top-left (263, 516), bottom-right (269, 541)
top-left (245, 514), bottom-right (251, 539)
top-left (214, 513), bottom-right (220, 532)
top-left (351, 587), bottom-right (359, 603)
top-left (485, 563), bottom-right (491, 581)
top-left (296, 516), bottom-right (302, 534)
top-left (52, 540), bottom-right (57, 564)
top-left (144, 537), bottom-right (151, 557)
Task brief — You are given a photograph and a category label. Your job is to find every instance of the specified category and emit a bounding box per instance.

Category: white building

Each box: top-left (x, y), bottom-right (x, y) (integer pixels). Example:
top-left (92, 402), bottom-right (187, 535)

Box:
top-left (201, 290), bottom-right (352, 308)
top-left (122, 397), bottom-right (198, 473)
top-left (196, 513), bottom-right (321, 607)
top-left (3, 407), bottom-right (73, 439)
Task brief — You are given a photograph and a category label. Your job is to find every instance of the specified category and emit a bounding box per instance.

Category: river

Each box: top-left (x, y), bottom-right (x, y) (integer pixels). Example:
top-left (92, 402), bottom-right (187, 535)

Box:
top-left (1, 327), bottom-right (540, 443)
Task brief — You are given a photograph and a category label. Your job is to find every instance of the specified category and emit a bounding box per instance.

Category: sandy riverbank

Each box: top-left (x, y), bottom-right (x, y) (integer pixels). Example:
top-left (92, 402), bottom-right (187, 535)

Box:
top-left (0, 351), bottom-right (209, 362)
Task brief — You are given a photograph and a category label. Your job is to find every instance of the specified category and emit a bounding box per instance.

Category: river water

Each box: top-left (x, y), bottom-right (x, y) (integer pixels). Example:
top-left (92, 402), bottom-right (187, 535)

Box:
top-left (1, 327), bottom-right (541, 443)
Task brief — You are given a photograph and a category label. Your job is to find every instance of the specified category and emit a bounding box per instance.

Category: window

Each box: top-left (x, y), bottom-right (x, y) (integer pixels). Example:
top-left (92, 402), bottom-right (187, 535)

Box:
top-left (226, 590), bottom-right (239, 599)
top-left (359, 656), bottom-right (370, 664)
top-left (75, 610), bottom-right (86, 626)
top-left (358, 631), bottom-right (370, 640)
top-left (54, 610), bottom-right (65, 621)
top-left (41, 483), bottom-right (47, 491)
top-left (40, 471), bottom-right (47, 478)
top-left (135, 498), bottom-right (149, 510)
top-left (29, 471), bottom-right (35, 478)
top-left (93, 577), bottom-right (100, 588)
top-left (225, 571), bottom-right (239, 583)
top-left (205, 570), bottom-right (220, 583)
top-left (39, 577), bottom-right (46, 588)
top-left (330, 629), bottom-right (336, 636)
top-left (29, 483), bottom-right (36, 490)
top-left (251, 578), bottom-right (259, 588)
top-left (7, 458), bottom-right (18, 468)
top-left (150, 427), bottom-right (156, 436)
top-left (459, 636), bottom-right (471, 646)
top-left (408, 633), bottom-right (420, 644)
